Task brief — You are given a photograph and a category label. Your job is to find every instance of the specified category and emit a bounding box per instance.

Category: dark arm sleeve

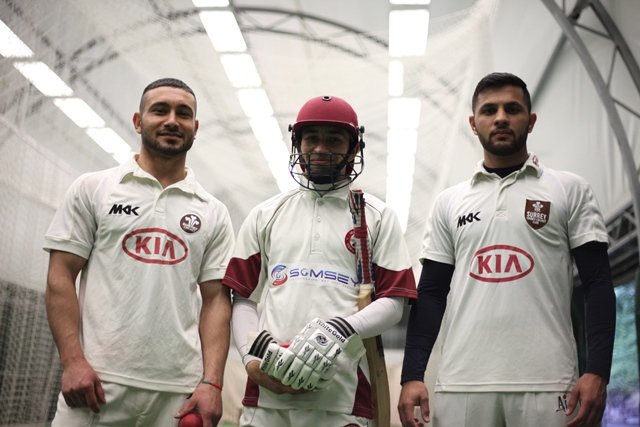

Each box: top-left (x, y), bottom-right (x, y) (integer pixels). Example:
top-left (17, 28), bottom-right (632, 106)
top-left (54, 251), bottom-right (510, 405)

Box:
top-left (572, 241), bottom-right (616, 383)
top-left (400, 259), bottom-right (454, 384)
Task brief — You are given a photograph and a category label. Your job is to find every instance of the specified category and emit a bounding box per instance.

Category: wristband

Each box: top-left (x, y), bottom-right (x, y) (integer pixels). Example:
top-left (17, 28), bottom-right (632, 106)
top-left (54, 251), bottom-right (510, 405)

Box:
top-left (200, 380), bottom-right (222, 391)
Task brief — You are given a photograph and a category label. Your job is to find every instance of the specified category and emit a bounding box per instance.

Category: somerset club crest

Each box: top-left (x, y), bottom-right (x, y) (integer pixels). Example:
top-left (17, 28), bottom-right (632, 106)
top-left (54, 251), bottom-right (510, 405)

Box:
top-left (525, 199), bottom-right (550, 230)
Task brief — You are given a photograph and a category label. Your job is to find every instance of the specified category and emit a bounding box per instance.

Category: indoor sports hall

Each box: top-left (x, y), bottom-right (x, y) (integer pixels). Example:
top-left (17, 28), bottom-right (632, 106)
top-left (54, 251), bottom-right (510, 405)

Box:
top-left (0, 1), bottom-right (638, 426)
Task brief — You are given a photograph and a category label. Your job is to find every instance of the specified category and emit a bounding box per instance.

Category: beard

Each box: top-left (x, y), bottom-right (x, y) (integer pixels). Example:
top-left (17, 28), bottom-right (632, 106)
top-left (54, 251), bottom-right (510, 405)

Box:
top-left (478, 128), bottom-right (528, 157)
top-left (140, 128), bottom-right (194, 157)
top-left (302, 153), bottom-right (350, 184)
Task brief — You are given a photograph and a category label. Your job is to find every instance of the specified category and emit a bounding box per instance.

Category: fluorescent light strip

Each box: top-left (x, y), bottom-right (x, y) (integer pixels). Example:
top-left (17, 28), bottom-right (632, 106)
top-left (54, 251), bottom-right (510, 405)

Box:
top-left (390, 0), bottom-right (431, 4)
top-left (386, 130), bottom-right (418, 232)
top-left (13, 61), bottom-right (73, 97)
top-left (221, 54), bottom-right (262, 88)
top-left (192, 0), bottom-right (229, 7)
top-left (0, 19), bottom-right (33, 58)
top-left (249, 116), bottom-right (283, 141)
top-left (388, 60), bottom-right (404, 96)
top-left (199, 11), bottom-right (246, 52)
top-left (388, 97), bottom-right (421, 129)
top-left (389, 9), bottom-right (430, 57)
top-left (200, 8), bottom-right (292, 191)
top-left (237, 88), bottom-right (273, 118)
top-left (53, 98), bottom-right (105, 128)
top-left (86, 127), bottom-right (132, 157)
top-left (250, 117), bottom-right (297, 191)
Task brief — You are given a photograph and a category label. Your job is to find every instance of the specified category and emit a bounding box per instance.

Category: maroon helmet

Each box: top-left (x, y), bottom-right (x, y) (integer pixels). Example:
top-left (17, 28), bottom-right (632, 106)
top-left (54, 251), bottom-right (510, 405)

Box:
top-left (289, 95), bottom-right (365, 190)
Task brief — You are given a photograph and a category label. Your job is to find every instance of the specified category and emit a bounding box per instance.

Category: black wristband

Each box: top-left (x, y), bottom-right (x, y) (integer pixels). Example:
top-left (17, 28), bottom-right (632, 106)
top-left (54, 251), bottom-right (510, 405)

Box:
top-left (326, 317), bottom-right (355, 338)
top-left (248, 330), bottom-right (276, 358)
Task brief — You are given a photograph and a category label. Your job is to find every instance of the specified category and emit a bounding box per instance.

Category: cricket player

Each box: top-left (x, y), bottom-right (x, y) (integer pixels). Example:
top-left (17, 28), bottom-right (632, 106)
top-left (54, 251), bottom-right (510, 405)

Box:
top-left (44, 78), bottom-right (234, 427)
top-left (223, 95), bottom-right (417, 426)
top-left (398, 72), bottom-right (616, 427)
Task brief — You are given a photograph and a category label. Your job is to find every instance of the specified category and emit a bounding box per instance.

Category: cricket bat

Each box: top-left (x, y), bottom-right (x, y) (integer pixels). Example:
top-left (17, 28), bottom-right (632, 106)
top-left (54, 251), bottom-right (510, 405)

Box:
top-left (348, 189), bottom-right (390, 427)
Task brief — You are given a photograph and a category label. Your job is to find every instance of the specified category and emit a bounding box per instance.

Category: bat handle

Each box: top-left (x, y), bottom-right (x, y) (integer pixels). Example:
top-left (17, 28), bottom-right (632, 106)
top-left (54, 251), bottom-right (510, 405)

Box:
top-left (357, 284), bottom-right (374, 310)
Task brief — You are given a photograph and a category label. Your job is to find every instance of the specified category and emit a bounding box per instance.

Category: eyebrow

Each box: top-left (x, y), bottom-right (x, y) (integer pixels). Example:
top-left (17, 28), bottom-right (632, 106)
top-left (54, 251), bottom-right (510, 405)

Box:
top-left (479, 101), bottom-right (524, 110)
top-left (148, 101), bottom-right (194, 112)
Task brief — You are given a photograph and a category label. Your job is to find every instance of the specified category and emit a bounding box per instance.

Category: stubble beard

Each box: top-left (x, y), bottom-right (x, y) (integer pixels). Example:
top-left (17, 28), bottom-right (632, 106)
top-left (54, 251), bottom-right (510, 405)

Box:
top-left (141, 130), bottom-right (193, 158)
top-left (479, 130), bottom-right (528, 157)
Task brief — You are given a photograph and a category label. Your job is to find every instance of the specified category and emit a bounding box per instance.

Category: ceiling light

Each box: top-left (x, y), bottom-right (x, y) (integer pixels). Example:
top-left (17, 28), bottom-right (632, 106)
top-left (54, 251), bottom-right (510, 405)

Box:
top-left (390, 0), bottom-right (431, 4)
top-left (388, 97), bottom-right (421, 129)
top-left (249, 116), bottom-right (283, 142)
top-left (86, 127), bottom-right (132, 155)
top-left (237, 88), bottom-right (273, 118)
top-left (0, 19), bottom-right (33, 58)
top-left (386, 128), bottom-right (418, 233)
top-left (389, 9), bottom-right (430, 57)
top-left (192, 0), bottom-right (229, 7)
top-left (221, 54), bottom-right (261, 88)
top-left (388, 60), bottom-right (404, 97)
top-left (53, 98), bottom-right (105, 128)
top-left (13, 61), bottom-right (73, 97)
top-left (199, 11), bottom-right (246, 52)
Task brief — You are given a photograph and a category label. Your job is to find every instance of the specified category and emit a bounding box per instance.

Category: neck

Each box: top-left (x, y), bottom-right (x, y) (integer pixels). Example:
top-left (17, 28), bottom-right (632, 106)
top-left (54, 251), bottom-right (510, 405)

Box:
top-left (483, 150), bottom-right (528, 169)
top-left (135, 152), bottom-right (187, 187)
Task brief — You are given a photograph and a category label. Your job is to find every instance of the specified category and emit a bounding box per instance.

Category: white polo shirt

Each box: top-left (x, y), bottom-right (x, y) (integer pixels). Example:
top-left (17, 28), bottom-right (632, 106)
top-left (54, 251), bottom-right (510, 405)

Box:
top-left (224, 184), bottom-right (416, 417)
top-left (422, 153), bottom-right (608, 392)
top-left (44, 157), bottom-right (235, 393)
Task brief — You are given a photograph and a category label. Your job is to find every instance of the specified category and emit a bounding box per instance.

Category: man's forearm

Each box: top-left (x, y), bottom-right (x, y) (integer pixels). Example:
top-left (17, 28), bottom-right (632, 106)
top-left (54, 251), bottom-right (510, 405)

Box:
top-left (199, 281), bottom-right (232, 384)
top-left (45, 251), bottom-right (86, 366)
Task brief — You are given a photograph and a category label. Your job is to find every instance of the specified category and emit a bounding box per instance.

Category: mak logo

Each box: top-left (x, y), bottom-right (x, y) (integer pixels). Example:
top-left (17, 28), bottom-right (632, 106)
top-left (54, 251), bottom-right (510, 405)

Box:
top-left (469, 244), bottom-right (534, 283)
top-left (109, 204), bottom-right (139, 216)
top-left (122, 227), bottom-right (188, 265)
top-left (457, 211), bottom-right (481, 228)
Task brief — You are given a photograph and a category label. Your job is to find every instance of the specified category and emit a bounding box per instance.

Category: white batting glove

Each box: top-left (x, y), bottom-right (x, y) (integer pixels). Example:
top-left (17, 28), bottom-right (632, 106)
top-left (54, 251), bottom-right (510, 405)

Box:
top-left (277, 317), bottom-right (365, 390)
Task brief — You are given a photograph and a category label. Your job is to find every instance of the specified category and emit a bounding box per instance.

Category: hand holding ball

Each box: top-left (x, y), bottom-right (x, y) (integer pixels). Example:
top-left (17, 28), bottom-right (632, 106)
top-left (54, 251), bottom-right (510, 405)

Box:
top-left (178, 412), bottom-right (203, 427)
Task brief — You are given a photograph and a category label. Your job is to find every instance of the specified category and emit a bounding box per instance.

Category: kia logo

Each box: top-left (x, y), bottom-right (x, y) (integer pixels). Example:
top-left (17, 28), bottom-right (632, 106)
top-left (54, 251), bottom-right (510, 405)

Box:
top-left (469, 244), bottom-right (534, 283)
top-left (122, 227), bottom-right (188, 265)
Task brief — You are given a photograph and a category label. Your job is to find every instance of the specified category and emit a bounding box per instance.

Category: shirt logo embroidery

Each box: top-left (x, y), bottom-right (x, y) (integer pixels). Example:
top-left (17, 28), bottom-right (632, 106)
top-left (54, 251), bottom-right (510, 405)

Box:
top-left (555, 393), bottom-right (569, 412)
top-left (122, 228), bottom-right (188, 265)
top-left (271, 264), bottom-right (288, 286)
top-left (109, 204), bottom-right (139, 216)
top-left (457, 211), bottom-right (481, 228)
top-left (180, 214), bottom-right (201, 233)
top-left (469, 244), bottom-right (534, 283)
top-left (525, 199), bottom-right (550, 230)
top-left (345, 229), bottom-right (355, 254)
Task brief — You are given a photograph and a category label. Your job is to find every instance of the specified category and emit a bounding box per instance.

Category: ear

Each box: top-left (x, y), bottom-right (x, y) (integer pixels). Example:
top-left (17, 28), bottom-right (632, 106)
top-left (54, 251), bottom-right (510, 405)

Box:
top-left (133, 112), bottom-right (142, 135)
top-left (468, 116), bottom-right (477, 134)
top-left (528, 113), bottom-right (537, 133)
top-left (194, 119), bottom-right (200, 135)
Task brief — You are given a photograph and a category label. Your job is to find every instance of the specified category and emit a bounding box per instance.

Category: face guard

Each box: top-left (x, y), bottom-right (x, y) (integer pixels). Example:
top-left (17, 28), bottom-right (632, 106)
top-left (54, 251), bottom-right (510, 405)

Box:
top-left (288, 96), bottom-right (365, 190)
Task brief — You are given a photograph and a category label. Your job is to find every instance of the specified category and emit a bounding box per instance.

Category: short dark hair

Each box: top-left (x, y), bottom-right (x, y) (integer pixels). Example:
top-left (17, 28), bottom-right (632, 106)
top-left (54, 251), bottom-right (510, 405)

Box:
top-left (139, 78), bottom-right (196, 111)
top-left (471, 72), bottom-right (531, 113)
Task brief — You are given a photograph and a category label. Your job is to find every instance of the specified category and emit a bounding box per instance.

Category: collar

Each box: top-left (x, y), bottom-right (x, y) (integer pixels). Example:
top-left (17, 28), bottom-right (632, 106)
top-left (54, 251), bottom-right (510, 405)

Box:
top-left (117, 155), bottom-right (209, 200)
top-left (300, 180), bottom-right (354, 200)
top-left (470, 152), bottom-right (543, 185)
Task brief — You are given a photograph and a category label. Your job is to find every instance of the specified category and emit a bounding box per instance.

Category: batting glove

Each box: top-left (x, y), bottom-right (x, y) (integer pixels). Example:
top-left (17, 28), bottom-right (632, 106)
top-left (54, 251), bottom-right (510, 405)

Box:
top-left (271, 317), bottom-right (365, 390)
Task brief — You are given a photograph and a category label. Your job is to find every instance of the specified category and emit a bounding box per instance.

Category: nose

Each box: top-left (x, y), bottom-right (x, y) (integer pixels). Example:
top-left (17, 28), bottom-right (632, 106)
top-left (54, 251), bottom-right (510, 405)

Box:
top-left (163, 110), bottom-right (179, 128)
top-left (494, 107), bottom-right (509, 126)
top-left (311, 140), bottom-right (331, 153)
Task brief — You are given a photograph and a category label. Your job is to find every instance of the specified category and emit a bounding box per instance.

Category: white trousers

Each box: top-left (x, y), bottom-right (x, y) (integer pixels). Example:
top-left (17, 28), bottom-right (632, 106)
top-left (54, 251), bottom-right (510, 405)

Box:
top-left (51, 381), bottom-right (189, 427)
top-left (432, 391), bottom-right (578, 427)
top-left (239, 406), bottom-right (370, 427)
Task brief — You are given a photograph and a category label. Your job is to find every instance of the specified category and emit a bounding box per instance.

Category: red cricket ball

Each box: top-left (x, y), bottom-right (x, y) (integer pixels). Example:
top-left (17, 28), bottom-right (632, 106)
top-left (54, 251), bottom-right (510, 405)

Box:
top-left (178, 412), bottom-right (203, 427)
